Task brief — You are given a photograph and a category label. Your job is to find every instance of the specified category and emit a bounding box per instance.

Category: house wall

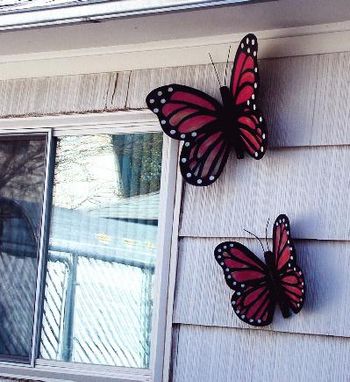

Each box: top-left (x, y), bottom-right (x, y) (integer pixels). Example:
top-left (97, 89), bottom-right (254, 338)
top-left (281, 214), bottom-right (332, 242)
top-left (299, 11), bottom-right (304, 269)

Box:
top-left (1, 40), bottom-right (350, 381)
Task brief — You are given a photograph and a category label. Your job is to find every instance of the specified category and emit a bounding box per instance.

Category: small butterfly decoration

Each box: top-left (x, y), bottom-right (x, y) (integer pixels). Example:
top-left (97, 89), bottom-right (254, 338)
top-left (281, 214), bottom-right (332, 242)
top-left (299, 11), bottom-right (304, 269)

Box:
top-left (146, 33), bottom-right (267, 186)
top-left (214, 214), bottom-right (305, 327)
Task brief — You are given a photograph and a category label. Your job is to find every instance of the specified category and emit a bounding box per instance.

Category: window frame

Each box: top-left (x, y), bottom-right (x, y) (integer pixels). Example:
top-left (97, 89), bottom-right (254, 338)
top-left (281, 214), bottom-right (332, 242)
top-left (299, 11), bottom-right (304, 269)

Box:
top-left (0, 110), bottom-right (180, 382)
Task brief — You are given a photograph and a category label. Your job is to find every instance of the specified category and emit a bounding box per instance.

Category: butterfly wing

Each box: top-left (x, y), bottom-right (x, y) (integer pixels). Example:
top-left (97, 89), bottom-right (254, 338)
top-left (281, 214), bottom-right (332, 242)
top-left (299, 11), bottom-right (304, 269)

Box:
top-left (179, 130), bottom-right (230, 186)
top-left (146, 84), bottom-right (222, 141)
top-left (146, 84), bottom-right (230, 186)
top-left (272, 214), bottom-right (306, 314)
top-left (230, 33), bottom-right (267, 159)
top-left (214, 241), bottom-right (275, 326)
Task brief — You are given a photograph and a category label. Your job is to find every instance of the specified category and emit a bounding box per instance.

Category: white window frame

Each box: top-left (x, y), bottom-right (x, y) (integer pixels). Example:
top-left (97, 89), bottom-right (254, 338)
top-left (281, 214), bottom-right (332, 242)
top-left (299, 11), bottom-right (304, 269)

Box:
top-left (0, 110), bottom-right (180, 382)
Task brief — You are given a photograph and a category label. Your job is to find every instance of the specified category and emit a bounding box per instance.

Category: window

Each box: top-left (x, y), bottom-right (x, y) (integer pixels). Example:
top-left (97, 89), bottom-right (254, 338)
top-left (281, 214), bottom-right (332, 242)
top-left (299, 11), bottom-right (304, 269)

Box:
top-left (0, 112), bottom-right (178, 381)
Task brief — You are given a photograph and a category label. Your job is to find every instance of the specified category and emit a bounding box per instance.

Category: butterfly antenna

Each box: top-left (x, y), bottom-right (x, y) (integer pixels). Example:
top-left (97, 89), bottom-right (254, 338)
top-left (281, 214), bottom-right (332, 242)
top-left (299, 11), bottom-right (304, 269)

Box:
top-left (208, 53), bottom-right (221, 87)
top-left (243, 228), bottom-right (265, 252)
top-left (265, 218), bottom-right (270, 252)
top-left (224, 45), bottom-right (232, 86)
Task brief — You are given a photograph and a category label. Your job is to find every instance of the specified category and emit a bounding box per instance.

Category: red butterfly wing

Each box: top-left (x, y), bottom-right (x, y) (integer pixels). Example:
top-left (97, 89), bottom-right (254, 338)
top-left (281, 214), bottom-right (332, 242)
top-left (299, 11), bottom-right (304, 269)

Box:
top-left (279, 266), bottom-right (305, 314)
top-left (146, 84), bottom-right (222, 141)
top-left (214, 241), bottom-right (275, 326)
top-left (147, 84), bottom-right (229, 186)
top-left (230, 33), bottom-right (267, 159)
top-left (230, 33), bottom-right (260, 107)
top-left (179, 129), bottom-right (230, 186)
top-left (237, 109), bottom-right (267, 159)
top-left (272, 214), bottom-right (306, 314)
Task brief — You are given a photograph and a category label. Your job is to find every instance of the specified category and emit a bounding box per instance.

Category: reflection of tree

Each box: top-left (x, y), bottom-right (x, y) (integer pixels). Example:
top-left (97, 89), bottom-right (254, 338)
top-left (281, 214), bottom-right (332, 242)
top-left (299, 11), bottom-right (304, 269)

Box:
top-left (0, 137), bottom-right (46, 203)
top-left (113, 134), bottom-right (162, 198)
top-left (54, 133), bottom-right (163, 209)
top-left (54, 135), bottom-right (119, 210)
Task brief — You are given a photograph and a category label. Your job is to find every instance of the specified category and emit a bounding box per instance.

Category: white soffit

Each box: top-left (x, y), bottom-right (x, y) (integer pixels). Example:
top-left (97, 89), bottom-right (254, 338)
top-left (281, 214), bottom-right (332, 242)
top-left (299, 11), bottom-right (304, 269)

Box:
top-left (0, 0), bottom-right (255, 30)
top-left (0, 0), bottom-right (349, 79)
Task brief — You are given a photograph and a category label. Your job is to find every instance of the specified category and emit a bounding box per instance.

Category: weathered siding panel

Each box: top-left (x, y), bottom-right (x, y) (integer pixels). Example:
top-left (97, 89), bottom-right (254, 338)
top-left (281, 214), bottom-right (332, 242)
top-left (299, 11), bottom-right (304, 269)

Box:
top-left (259, 55), bottom-right (318, 147)
top-left (0, 71), bottom-right (130, 117)
top-left (312, 52), bottom-right (350, 145)
top-left (180, 146), bottom-right (350, 240)
top-left (170, 50), bottom-right (350, 381)
top-left (174, 237), bottom-right (349, 337)
top-left (172, 325), bottom-right (350, 382)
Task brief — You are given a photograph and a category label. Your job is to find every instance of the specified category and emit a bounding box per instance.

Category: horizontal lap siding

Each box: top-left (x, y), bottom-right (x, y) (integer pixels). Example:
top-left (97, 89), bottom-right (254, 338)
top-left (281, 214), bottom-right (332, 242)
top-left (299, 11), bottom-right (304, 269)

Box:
top-left (180, 146), bottom-right (350, 240)
top-left (0, 71), bottom-right (130, 117)
top-left (172, 325), bottom-right (350, 382)
top-left (171, 51), bottom-right (350, 381)
top-left (173, 237), bottom-right (349, 337)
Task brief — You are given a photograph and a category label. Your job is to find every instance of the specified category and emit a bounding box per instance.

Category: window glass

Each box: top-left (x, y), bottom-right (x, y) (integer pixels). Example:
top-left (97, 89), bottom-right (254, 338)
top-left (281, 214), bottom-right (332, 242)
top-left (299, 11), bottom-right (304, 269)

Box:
top-left (40, 133), bottom-right (163, 368)
top-left (0, 134), bottom-right (48, 362)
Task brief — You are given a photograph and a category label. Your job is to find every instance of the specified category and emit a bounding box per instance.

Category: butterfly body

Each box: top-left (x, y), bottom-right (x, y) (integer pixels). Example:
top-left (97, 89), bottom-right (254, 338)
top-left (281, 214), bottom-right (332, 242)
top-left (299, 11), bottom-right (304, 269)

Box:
top-left (263, 250), bottom-right (292, 319)
top-left (214, 214), bottom-right (305, 326)
top-left (146, 33), bottom-right (267, 186)
top-left (219, 86), bottom-right (246, 159)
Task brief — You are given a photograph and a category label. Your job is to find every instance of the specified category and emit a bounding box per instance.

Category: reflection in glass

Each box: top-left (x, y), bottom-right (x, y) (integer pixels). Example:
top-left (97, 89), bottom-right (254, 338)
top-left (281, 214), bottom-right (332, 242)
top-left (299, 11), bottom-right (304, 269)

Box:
top-left (0, 135), bottom-right (48, 362)
top-left (40, 133), bottom-right (162, 368)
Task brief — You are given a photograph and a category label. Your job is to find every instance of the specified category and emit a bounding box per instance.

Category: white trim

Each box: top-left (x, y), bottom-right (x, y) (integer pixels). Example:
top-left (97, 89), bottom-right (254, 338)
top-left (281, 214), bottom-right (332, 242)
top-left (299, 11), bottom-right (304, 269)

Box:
top-left (1, 20), bottom-right (350, 79)
top-left (151, 136), bottom-right (179, 381)
top-left (0, 111), bottom-right (178, 382)
top-left (0, 110), bottom-right (158, 136)
top-left (0, 0), bottom-right (252, 30)
top-left (162, 158), bottom-right (183, 382)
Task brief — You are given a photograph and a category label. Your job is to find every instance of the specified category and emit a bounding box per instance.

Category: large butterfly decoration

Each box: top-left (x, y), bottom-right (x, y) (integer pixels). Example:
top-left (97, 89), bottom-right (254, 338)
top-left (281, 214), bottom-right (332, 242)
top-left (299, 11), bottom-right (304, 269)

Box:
top-left (146, 33), bottom-right (267, 186)
top-left (214, 214), bottom-right (305, 327)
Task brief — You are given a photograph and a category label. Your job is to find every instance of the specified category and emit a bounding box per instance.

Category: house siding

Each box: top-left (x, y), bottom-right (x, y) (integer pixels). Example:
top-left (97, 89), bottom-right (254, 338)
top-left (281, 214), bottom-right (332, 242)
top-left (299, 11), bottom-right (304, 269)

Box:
top-left (0, 49), bottom-right (349, 381)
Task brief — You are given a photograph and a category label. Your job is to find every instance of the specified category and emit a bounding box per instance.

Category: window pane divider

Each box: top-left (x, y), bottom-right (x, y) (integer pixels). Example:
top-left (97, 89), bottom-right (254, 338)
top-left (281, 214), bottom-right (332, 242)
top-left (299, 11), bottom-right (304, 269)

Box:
top-left (31, 128), bottom-right (54, 367)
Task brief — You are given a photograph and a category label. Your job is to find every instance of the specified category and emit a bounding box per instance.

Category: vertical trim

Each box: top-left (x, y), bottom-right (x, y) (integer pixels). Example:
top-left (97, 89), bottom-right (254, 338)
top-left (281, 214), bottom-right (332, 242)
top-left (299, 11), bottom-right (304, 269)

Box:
top-left (162, 161), bottom-right (183, 382)
top-left (150, 136), bottom-right (179, 382)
